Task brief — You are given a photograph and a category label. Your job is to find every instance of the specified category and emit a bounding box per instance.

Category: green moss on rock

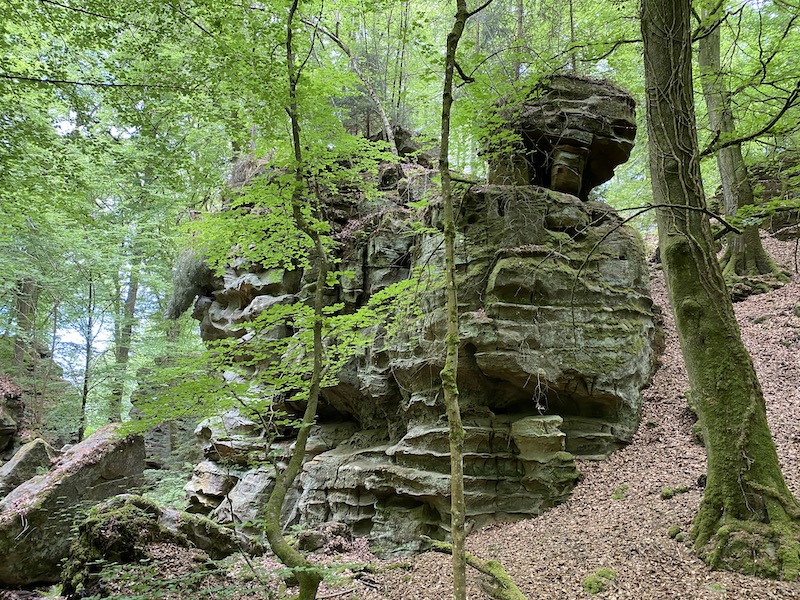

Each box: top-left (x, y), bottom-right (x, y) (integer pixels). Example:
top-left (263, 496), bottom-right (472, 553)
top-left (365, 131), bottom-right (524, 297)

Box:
top-left (61, 495), bottom-right (183, 599)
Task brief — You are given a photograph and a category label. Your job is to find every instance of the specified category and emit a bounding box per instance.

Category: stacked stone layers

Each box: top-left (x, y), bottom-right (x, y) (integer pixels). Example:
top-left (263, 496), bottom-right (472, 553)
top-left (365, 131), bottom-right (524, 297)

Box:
top-left (487, 75), bottom-right (637, 199)
top-left (187, 182), bottom-right (657, 551)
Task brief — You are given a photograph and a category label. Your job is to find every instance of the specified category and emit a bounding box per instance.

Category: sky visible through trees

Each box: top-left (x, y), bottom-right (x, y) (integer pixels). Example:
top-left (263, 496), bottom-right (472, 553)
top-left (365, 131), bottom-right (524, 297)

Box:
top-left (0, 0), bottom-right (799, 592)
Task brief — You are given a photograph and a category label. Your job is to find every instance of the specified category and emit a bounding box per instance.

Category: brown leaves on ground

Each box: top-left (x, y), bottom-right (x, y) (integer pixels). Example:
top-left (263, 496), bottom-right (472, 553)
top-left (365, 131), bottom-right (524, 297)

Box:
top-left (0, 376), bottom-right (21, 399)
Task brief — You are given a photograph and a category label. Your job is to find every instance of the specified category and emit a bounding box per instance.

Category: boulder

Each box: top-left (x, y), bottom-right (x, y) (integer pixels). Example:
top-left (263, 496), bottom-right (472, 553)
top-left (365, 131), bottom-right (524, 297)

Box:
top-left (0, 425), bottom-right (145, 585)
top-left (487, 74), bottom-right (637, 199)
top-left (183, 459), bottom-right (242, 513)
top-left (0, 438), bottom-right (58, 496)
top-left (61, 494), bottom-right (259, 600)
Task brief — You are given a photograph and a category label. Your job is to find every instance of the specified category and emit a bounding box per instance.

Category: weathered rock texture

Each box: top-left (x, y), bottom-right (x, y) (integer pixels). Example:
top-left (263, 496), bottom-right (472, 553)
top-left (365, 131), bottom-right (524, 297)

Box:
top-left (0, 438), bottom-right (58, 496)
top-left (0, 376), bottom-right (23, 458)
top-left (0, 425), bottom-right (145, 585)
top-left (182, 76), bottom-right (656, 553)
top-left (487, 74), bottom-right (636, 199)
top-left (61, 494), bottom-right (260, 600)
top-left (750, 150), bottom-right (800, 239)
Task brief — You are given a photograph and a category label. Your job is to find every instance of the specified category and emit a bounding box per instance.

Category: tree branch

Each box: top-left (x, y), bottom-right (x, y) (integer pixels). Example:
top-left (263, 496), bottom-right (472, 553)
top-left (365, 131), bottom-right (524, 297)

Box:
top-left (468, 0), bottom-right (495, 18)
top-left (454, 60), bottom-right (475, 84)
top-left (176, 4), bottom-right (213, 36)
top-left (424, 536), bottom-right (526, 600)
top-left (700, 79), bottom-right (800, 157)
top-left (576, 38), bottom-right (641, 62)
top-left (0, 72), bottom-right (195, 91)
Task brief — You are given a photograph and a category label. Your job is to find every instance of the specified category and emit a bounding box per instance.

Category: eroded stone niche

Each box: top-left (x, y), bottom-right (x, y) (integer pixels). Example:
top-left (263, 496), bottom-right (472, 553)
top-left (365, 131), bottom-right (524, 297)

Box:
top-left (182, 74), bottom-right (657, 553)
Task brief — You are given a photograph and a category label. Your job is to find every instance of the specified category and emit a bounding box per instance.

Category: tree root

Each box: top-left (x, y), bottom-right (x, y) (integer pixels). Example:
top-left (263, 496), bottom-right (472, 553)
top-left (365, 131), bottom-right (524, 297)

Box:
top-left (693, 510), bottom-right (800, 581)
top-left (423, 536), bottom-right (527, 600)
top-left (725, 272), bottom-right (788, 301)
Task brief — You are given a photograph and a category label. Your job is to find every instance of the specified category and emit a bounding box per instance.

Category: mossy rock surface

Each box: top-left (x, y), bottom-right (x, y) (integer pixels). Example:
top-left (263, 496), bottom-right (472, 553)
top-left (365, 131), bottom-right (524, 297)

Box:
top-left (61, 494), bottom-right (257, 599)
top-left (61, 496), bottom-right (174, 599)
top-left (0, 425), bottom-right (145, 586)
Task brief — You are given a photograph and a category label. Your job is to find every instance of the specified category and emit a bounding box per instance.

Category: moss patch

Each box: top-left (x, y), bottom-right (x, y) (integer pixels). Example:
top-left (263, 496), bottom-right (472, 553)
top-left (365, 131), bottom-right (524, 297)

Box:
top-left (611, 483), bottom-right (629, 500)
top-left (60, 495), bottom-right (189, 599)
top-left (582, 567), bottom-right (616, 594)
top-left (660, 485), bottom-right (690, 500)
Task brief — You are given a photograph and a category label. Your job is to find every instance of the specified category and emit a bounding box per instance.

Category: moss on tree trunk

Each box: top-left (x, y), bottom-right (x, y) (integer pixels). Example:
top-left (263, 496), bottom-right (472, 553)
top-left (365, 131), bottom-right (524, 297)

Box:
top-left (439, 2), bottom-right (470, 598)
top-left (642, 0), bottom-right (800, 580)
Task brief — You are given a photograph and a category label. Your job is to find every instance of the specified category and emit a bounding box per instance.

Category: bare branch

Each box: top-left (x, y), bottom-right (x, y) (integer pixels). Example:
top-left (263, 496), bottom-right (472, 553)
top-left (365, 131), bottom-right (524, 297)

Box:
top-left (454, 60), bottom-right (474, 84)
top-left (468, 0), bottom-right (495, 18)
top-left (0, 72), bottom-right (195, 91)
top-left (700, 79), bottom-right (800, 157)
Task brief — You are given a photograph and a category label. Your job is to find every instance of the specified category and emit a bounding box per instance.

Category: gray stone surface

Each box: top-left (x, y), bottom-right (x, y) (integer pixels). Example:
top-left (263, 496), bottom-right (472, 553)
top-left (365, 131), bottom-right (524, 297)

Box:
top-left (0, 438), bottom-right (58, 497)
top-left (60, 494), bottom-right (260, 600)
top-left (0, 377), bottom-right (23, 456)
top-left (0, 425), bottom-right (145, 585)
top-left (487, 74), bottom-right (637, 199)
top-left (183, 76), bottom-right (656, 553)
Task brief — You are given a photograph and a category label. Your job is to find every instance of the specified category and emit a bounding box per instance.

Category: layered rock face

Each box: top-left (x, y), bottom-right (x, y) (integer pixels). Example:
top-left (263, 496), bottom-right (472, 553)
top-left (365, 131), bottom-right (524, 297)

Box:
top-left (487, 74), bottom-right (636, 199)
top-left (184, 76), bottom-right (657, 552)
top-left (0, 376), bottom-right (23, 458)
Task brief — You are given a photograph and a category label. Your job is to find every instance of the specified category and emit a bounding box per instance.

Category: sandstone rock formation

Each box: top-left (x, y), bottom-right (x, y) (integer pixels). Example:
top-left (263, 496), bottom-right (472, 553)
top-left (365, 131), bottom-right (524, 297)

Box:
top-left (750, 150), bottom-right (800, 239)
top-left (180, 75), bottom-right (657, 553)
top-left (0, 438), bottom-right (58, 497)
top-left (0, 425), bottom-right (145, 585)
top-left (0, 376), bottom-right (23, 458)
top-left (487, 74), bottom-right (636, 199)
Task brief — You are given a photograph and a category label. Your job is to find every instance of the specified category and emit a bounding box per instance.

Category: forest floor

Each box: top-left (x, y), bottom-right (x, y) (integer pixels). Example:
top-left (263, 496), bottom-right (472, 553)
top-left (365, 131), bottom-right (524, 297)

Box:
top-left (330, 234), bottom-right (800, 600)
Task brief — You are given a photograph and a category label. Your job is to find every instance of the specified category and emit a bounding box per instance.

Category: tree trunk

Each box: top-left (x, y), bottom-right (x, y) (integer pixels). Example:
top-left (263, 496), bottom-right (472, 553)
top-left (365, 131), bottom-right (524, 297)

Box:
top-left (513, 0), bottom-right (523, 80)
top-left (78, 274), bottom-right (94, 442)
top-left (568, 0), bottom-right (576, 72)
top-left (440, 2), bottom-right (470, 598)
top-left (697, 6), bottom-right (780, 280)
top-left (109, 261), bottom-right (141, 423)
top-left (34, 301), bottom-right (60, 427)
top-left (256, 3), bottom-right (325, 598)
top-left (641, 0), bottom-right (800, 580)
top-left (12, 278), bottom-right (40, 370)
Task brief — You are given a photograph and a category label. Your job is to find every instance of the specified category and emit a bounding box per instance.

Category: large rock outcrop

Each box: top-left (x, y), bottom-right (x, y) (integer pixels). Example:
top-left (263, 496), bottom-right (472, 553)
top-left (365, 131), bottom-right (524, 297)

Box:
top-left (487, 74), bottom-right (636, 199)
top-left (0, 425), bottom-right (145, 585)
top-left (180, 76), bottom-right (657, 553)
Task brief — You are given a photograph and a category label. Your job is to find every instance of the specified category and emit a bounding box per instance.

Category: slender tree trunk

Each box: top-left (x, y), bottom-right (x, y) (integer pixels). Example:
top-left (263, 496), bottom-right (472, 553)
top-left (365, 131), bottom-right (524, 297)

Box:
top-left (396, 2), bottom-right (410, 122)
top-left (257, 3), bottom-right (325, 598)
top-left (440, 3), bottom-right (469, 598)
top-left (514, 0), bottom-right (523, 80)
top-left (78, 275), bottom-right (94, 442)
top-left (568, 0), bottom-right (576, 72)
top-left (641, 0), bottom-right (800, 580)
top-left (12, 278), bottom-right (40, 370)
top-left (34, 301), bottom-right (60, 427)
top-left (697, 6), bottom-right (780, 280)
top-left (109, 261), bottom-right (141, 422)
